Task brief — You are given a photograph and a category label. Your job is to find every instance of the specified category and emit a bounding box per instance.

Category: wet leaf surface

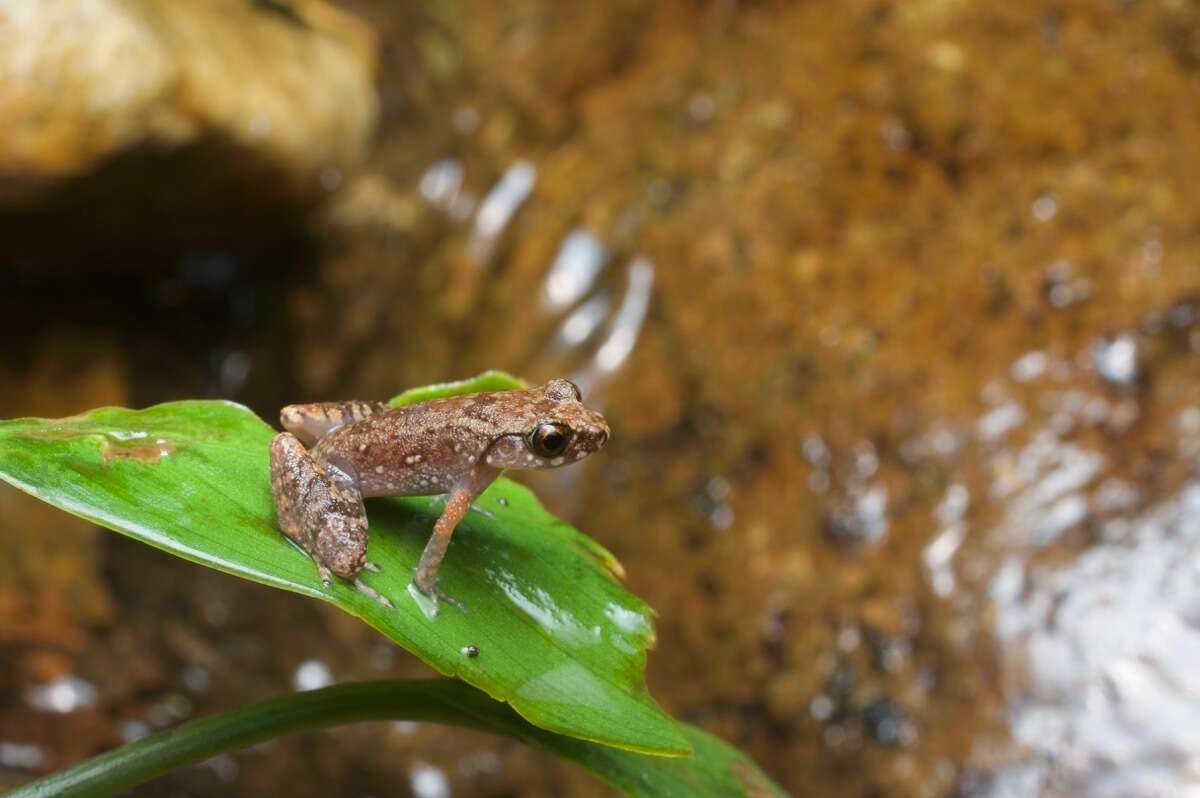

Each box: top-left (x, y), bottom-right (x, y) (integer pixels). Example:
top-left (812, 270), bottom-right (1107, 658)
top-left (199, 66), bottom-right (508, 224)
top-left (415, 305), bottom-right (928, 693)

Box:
top-left (0, 374), bottom-right (689, 756)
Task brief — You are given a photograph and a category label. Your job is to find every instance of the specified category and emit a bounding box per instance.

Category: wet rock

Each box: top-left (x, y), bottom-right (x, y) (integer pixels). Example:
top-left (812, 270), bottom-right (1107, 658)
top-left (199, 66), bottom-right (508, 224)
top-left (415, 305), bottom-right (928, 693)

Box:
top-left (763, 669), bottom-right (809, 721)
top-left (1041, 260), bottom-right (1092, 309)
top-left (1162, 295), bottom-right (1200, 352)
top-left (862, 698), bottom-right (914, 747)
top-left (0, 333), bottom-right (124, 651)
top-left (0, 0), bottom-right (377, 261)
top-left (0, 486), bottom-right (114, 650)
top-left (822, 485), bottom-right (889, 547)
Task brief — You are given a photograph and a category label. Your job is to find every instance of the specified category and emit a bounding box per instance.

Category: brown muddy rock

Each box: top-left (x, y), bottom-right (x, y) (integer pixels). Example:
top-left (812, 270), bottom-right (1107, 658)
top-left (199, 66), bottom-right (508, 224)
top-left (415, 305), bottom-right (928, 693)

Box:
top-left (0, 0), bottom-right (377, 261)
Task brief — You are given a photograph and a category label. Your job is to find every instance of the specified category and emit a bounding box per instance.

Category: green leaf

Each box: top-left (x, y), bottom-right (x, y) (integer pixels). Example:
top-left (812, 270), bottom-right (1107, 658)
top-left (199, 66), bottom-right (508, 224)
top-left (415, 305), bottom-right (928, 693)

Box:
top-left (7, 680), bottom-right (785, 798)
top-left (388, 369), bottom-right (529, 406)
top-left (0, 377), bottom-right (689, 756)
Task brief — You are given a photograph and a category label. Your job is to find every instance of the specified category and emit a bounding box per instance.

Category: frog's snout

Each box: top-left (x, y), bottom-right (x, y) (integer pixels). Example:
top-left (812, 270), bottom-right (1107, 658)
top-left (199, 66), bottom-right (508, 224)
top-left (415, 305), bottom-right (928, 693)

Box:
top-left (579, 414), bottom-right (610, 453)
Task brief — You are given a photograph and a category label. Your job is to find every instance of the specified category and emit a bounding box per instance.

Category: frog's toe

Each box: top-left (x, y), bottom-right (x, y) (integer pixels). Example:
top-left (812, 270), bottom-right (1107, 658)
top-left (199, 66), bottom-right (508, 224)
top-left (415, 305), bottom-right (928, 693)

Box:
top-left (407, 578), bottom-right (464, 616)
top-left (354, 577), bottom-right (394, 610)
top-left (362, 561), bottom-right (381, 573)
top-left (438, 590), bottom-right (466, 613)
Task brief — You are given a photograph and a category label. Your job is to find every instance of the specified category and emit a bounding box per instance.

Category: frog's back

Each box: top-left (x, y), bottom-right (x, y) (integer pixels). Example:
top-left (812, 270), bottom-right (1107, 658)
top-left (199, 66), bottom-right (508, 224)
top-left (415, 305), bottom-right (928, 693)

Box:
top-left (312, 397), bottom-right (497, 498)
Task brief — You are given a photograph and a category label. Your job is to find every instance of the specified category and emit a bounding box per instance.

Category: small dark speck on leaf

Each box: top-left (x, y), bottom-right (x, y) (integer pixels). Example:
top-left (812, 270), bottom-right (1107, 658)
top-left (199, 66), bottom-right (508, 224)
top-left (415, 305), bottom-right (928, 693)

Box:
top-left (462, 645), bottom-right (479, 658)
top-left (498, 497), bottom-right (509, 507)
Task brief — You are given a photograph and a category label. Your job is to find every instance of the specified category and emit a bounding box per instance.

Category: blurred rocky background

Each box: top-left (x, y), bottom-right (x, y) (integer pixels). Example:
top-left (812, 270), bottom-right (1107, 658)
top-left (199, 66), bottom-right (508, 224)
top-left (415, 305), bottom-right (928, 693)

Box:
top-left (2, 1), bottom-right (1199, 796)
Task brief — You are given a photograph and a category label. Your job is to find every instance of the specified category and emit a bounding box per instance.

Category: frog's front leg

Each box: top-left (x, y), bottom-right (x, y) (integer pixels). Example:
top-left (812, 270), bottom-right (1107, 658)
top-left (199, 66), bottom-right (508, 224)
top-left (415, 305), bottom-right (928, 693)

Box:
top-left (270, 432), bottom-right (370, 585)
top-left (413, 467), bottom-right (500, 598)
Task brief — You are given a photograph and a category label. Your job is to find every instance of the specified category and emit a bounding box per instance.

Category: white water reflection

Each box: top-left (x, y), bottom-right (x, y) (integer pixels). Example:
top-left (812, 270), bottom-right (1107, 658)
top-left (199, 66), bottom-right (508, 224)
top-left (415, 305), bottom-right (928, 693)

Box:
top-left (24, 675), bottom-right (97, 714)
top-left (923, 484), bottom-right (969, 597)
top-left (550, 292), bottom-right (611, 351)
top-left (985, 483), bottom-right (1200, 798)
top-left (956, 327), bottom-right (1200, 795)
top-left (542, 228), bottom-right (607, 312)
top-left (471, 160), bottom-right (536, 260)
top-left (419, 158), bottom-right (473, 221)
top-left (592, 256), bottom-right (653, 375)
top-left (410, 762), bottom-right (451, 798)
top-left (1092, 333), bottom-right (1139, 387)
top-left (416, 153), bottom-right (655, 393)
top-left (487, 567), bottom-right (601, 649)
top-left (419, 158), bottom-right (461, 205)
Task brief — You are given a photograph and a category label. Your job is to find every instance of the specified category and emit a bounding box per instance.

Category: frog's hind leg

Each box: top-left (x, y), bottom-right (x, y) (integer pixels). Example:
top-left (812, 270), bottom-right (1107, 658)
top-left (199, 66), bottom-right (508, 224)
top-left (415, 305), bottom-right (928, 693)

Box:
top-left (280, 400), bottom-right (389, 446)
top-left (269, 432), bottom-right (370, 586)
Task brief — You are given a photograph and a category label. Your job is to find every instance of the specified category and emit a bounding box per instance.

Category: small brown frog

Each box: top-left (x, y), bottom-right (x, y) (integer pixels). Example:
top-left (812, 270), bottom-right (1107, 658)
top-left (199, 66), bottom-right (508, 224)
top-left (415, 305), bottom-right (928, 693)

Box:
top-left (269, 379), bottom-right (609, 607)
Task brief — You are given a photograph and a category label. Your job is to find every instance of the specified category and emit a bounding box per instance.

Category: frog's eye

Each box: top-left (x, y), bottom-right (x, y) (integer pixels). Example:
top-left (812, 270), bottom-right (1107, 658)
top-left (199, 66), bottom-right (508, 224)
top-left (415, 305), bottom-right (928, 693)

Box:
top-left (527, 422), bottom-right (572, 457)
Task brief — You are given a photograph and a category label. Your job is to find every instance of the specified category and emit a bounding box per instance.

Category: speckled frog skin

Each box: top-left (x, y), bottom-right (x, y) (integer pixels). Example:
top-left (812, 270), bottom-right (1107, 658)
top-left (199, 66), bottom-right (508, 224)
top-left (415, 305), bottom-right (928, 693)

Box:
top-left (269, 379), bottom-right (609, 604)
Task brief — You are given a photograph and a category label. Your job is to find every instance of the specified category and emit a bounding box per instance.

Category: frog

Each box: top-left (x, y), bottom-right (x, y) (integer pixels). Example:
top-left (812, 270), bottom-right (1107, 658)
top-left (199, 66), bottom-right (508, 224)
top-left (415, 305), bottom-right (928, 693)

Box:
top-left (268, 378), bottom-right (609, 610)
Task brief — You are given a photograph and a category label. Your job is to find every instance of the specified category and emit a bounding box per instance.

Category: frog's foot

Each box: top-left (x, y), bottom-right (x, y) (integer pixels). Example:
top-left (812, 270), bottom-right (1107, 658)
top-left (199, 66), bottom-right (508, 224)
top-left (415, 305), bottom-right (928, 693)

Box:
top-left (406, 582), bottom-right (439, 618)
top-left (406, 578), bottom-right (465, 618)
top-left (354, 577), bottom-right (394, 610)
top-left (362, 562), bottom-right (382, 573)
top-left (405, 581), bottom-right (465, 619)
top-left (411, 562), bottom-right (467, 612)
top-left (411, 564), bottom-right (437, 599)
top-left (270, 432), bottom-right (369, 585)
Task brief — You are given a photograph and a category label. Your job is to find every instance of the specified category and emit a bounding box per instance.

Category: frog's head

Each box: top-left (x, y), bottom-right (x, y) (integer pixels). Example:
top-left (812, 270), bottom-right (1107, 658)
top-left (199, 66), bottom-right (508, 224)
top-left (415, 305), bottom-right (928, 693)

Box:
top-left (484, 379), bottom-right (610, 470)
